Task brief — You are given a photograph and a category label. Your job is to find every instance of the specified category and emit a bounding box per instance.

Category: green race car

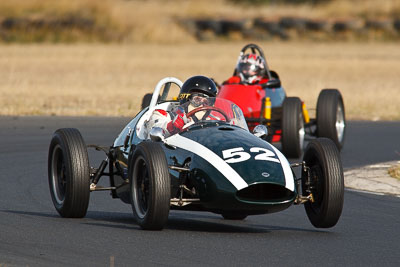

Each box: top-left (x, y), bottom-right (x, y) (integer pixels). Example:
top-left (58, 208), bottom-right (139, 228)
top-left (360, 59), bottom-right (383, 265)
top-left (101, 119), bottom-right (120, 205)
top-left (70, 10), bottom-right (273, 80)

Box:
top-left (48, 77), bottom-right (344, 230)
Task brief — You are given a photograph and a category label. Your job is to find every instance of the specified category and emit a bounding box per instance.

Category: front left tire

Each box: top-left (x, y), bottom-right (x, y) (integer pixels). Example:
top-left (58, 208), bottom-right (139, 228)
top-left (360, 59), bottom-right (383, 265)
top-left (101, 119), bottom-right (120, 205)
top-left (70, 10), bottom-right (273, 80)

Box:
top-left (301, 138), bottom-right (344, 228)
top-left (129, 141), bottom-right (170, 230)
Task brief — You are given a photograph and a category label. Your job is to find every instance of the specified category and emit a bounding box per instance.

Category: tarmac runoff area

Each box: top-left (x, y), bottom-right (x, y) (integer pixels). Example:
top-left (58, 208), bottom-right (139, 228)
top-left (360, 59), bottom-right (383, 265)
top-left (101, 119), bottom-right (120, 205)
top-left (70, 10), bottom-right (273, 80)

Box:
top-left (344, 161), bottom-right (400, 197)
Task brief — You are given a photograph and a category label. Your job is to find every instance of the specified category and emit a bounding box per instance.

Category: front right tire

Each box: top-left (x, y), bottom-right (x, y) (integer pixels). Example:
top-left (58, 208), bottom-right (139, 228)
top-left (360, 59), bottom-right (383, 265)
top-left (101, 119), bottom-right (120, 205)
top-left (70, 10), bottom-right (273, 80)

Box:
top-left (48, 128), bottom-right (90, 218)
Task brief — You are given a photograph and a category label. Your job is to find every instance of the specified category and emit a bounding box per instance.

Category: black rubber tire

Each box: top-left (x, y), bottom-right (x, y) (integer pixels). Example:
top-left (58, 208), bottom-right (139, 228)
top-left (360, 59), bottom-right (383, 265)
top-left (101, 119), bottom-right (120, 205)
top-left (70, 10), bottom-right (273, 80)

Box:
top-left (129, 141), bottom-right (170, 230)
top-left (48, 128), bottom-right (90, 218)
top-left (301, 138), bottom-right (344, 228)
top-left (282, 97), bottom-right (304, 158)
top-left (141, 93), bottom-right (153, 110)
top-left (316, 89), bottom-right (346, 150)
top-left (221, 212), bottom-right (247, 220)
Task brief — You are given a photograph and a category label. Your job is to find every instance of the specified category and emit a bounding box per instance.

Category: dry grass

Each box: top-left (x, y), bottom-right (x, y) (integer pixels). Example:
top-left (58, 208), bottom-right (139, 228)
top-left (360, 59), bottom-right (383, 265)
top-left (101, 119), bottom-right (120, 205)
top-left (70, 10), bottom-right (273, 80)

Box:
top-left (321, 0), bottom-right (400, 18)
top-left (1, 0), bottom-right (400, 43)
top-left (388, 164), bottom-right (400, 180)
top-left (3, 0), bottom-right (397, 18)
top-left (1, 1), bottom-right (398, 119)
top-left (0, 42), bottom-right (399, 119)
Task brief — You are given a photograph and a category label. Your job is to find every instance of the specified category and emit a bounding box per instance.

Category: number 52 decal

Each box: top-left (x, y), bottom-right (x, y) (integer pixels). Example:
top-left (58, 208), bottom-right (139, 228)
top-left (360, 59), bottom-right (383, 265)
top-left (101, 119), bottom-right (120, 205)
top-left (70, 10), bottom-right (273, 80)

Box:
top-left (222, 147), bottom-right (280, 164)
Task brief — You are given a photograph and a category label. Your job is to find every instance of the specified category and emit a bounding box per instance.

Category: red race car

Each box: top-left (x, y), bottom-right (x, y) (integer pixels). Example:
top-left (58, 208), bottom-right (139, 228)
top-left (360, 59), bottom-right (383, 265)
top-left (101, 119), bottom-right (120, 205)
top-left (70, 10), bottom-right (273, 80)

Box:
top-left (217, 43), bottom-right (345, 158)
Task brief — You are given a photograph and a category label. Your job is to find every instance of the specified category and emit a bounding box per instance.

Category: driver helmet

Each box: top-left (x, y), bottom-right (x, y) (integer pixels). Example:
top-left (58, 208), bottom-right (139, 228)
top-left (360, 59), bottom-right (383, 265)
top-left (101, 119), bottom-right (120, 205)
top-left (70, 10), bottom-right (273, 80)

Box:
top-left (236, 53), bottom-right (265, 84)
top-left (178, 75), bottom-right (218, 106)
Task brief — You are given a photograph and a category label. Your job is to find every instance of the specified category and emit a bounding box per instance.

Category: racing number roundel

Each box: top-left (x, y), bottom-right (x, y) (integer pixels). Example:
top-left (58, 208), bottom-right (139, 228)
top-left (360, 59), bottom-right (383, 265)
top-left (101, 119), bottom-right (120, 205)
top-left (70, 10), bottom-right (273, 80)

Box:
top-left (222, 147), bottom-right (280, 164)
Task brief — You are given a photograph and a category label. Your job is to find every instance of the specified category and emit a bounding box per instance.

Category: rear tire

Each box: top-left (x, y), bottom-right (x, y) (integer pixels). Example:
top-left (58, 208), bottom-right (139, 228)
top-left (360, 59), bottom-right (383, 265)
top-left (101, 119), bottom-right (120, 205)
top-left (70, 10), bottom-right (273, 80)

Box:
top-left (141, 93), bottom-right (153, 109)
top-left (129, 141), bottom-right (170, 230)
top-left (282, 97), bottom-right (304, 158)
top-left (48, 128), bottom-right (90, 218)
top-left (302, 138), bottom-right (344, 228)
top-left (316, 89), bottom-right (346, 150)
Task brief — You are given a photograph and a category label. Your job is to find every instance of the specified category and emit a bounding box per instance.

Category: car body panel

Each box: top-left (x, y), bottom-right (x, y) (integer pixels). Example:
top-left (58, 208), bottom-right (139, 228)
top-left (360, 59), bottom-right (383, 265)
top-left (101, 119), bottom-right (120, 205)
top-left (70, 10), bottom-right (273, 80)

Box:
top-left (218, 83), bottom-right (286, 117)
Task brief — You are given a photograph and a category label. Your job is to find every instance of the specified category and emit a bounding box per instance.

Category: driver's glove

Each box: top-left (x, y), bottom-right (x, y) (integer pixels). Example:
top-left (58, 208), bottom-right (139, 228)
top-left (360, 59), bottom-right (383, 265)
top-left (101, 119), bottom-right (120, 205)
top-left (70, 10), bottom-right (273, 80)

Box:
top-left (167, 107), bottom-right (188, 134)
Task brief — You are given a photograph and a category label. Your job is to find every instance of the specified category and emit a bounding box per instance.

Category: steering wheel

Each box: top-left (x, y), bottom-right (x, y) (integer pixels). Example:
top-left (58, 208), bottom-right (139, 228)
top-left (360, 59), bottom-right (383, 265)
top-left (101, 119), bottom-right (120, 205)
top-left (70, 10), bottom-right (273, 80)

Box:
top-left (186, 106), bottom-right (229, 122)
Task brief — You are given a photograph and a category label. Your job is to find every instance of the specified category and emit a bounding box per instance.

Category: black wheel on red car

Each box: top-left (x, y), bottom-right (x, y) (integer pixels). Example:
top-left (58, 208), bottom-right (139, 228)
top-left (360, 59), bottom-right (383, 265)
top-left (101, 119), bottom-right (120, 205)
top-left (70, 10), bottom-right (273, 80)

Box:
top-left (282, 97), bottom-right (305, 158)
top-left (129, 141), bottom-right (170, 230)
top-left (316, 89), bottom-right (346, 150)
top-left (48, 128), bottom-right (90, 218)
top-left (141, 93), bottom-right (153, 109)
top-left (301, 138), bottom-right (344, 228)
top-left (221, 212), bottom-right (247, 220)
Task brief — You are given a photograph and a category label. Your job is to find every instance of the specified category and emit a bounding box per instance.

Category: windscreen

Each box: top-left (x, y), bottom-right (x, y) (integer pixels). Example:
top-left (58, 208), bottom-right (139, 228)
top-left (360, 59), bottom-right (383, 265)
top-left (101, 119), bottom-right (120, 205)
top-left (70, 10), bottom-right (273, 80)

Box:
top-left (178, 97), bottom-right (249, 131)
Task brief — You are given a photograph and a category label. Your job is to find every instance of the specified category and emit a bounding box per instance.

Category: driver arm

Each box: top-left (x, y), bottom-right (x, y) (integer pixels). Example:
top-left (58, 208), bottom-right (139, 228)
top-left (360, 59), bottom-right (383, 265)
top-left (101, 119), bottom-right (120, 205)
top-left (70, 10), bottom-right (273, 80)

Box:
top-left (166, 107), bottom-right (189, 135)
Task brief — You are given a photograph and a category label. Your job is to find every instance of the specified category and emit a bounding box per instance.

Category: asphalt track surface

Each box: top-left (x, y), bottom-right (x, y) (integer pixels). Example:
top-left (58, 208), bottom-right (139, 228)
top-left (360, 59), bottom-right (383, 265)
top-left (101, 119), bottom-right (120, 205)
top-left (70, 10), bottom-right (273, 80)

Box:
top-left (1, 116), bottom-right (399, 266)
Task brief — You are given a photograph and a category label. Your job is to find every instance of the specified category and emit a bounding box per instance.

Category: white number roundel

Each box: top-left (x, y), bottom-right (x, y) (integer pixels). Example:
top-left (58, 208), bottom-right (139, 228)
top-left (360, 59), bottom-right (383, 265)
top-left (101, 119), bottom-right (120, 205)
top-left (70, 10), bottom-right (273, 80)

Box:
top-left (222, 147), bottom-right (280, 164)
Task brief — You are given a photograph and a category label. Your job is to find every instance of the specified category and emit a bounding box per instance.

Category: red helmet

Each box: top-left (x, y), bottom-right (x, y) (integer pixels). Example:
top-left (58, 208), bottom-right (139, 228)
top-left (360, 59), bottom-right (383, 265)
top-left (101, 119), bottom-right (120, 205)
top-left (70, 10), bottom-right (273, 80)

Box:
top-left (236, 53), bottom-right (265, 84)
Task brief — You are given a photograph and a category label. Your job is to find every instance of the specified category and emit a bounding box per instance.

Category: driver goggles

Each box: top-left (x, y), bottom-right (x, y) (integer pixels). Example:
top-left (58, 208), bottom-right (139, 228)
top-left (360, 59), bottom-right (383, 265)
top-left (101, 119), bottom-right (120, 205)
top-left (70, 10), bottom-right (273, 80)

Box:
top-left (189, 93), bottom-right (210, 107)
top-left (238, 63), bottom-right (258, 77)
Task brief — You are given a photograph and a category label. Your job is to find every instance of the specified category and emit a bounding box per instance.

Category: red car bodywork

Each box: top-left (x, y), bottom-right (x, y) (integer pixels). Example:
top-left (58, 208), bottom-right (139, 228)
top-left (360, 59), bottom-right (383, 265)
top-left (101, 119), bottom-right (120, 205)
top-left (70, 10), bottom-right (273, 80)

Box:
top-left (218, 81), bottom-right (284, 143)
